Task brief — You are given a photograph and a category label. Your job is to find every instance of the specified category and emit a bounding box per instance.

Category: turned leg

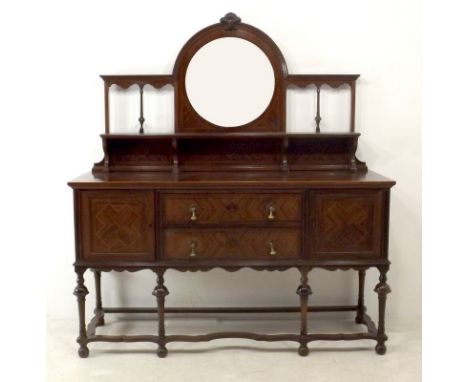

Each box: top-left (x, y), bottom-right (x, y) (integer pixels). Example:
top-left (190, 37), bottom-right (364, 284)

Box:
top-left (74, 267), bottom-right (89, 358)
top-left (355, 269), bottom-right (366, 324)
top-left (296, 268), bottom-right (312, 356)
top-left (374, 267), bottom-right (391, 355)
top-left (153, 270), bottom-right (169, 358)
top-left (93, 270), bottom-right (105, 326)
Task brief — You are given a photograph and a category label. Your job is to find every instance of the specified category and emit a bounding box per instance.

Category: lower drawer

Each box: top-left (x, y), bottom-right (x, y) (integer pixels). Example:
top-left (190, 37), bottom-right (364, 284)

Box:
top-left (163, 228), bottom-right (301, 260)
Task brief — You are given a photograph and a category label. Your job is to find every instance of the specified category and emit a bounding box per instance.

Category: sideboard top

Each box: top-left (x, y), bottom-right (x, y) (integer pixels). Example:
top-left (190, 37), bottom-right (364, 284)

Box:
top-left (68, 170), bottom-right (395, 190)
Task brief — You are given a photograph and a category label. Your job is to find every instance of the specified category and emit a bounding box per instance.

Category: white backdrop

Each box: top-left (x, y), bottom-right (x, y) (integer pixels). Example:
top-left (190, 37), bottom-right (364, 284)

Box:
top-left (0, 0), bottom-right (420, 326)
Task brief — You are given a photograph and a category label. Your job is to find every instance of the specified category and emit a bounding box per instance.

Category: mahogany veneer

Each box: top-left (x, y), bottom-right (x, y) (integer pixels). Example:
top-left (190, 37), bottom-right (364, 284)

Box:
top-left (68, 13), bottom-right (395, 359)
top-left (163, 228), bottom-right (301, 260)
top-left (162, 191), bottom-right (302, 224)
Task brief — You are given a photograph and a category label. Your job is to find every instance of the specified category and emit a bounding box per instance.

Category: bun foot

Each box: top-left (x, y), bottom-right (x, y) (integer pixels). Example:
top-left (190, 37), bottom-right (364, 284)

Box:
top-left (157, 346), bottom-right (168, 358)
top-left (375, 343), bottom-right (386, 355)
top-left (78, 346), bottom-right (89, 358)
top-left (298, 344), bottom-right (309, 356)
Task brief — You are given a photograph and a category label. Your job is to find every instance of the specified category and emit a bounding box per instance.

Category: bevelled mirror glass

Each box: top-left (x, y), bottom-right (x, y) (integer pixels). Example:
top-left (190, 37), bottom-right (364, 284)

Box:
top-left (185, 37), bottom-right (275, 128)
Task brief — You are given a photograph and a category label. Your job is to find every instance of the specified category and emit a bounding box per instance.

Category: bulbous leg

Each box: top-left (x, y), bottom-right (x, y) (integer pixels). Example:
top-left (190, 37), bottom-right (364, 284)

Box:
top-left (355, 270), bottom-right (366, 324)
top-left (296, 268), bottom-right (312, 356)
top-left (93, 270), bottom-right (105, 326)
top-left (153, 270), bottom-right (169, 358)
top-left (74, 268), bottom-right (89, 358)
top-left (374, 267), bottom-right (391, 355)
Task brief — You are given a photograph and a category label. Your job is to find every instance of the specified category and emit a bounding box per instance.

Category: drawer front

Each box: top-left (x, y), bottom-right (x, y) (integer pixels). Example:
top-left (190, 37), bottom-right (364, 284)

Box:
top-left (163, 228), bottom-right (301, 260)
top-left (162, 192), bottom-right (302, 225)
top-left (79, 190), bottom-right (155, 261)
top-left (311, 190), bottom-right (383, 257)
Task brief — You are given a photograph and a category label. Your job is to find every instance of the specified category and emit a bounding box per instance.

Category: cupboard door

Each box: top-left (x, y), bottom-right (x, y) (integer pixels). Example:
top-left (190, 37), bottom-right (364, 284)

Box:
top-left (312, 191), bottom-right (384, 258)
top-left (79, 190), bottom-right (155, 261)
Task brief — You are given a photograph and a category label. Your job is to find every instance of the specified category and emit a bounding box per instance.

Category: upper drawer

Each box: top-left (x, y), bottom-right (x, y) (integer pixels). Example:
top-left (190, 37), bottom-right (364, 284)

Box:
top-left (162, 192), bottom-right (303, 225)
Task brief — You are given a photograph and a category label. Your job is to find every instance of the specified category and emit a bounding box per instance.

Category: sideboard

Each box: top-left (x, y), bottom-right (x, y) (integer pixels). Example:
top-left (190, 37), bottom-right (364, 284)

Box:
top-left (68, 13), bottom-right (395, 358)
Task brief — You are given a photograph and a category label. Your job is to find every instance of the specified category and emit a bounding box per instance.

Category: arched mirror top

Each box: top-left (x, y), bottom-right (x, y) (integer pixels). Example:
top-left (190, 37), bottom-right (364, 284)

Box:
top-left (173, 12), bottom-right (288, 133)
top-left (100, 13), bottom-right (360, 136)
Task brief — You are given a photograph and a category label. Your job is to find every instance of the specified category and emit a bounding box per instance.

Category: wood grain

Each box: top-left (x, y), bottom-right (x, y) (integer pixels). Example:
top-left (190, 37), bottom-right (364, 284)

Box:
top-left (162, 192), bottom-right (302, 225)
top-left (311, 190), bottom-right (383, 257)
top-left (69, 12), bottom-right (396, 358)
top-left (163, 228), bottom-right (301, 260)
top-left (79, 190), bottom-right (155, 261)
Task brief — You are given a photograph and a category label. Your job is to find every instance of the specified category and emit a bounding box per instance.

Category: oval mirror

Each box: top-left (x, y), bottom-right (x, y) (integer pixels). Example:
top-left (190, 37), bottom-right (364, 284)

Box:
top-left (185, 37), bottom-right (275, 128)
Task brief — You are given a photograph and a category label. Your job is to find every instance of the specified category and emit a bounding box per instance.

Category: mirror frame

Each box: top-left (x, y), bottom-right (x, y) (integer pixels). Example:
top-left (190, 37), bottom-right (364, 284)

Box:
top-left (173, 13), bottom-right (288, 133)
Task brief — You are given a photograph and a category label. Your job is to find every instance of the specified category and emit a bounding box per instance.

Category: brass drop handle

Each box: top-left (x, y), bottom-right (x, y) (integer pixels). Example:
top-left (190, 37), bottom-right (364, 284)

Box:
top-left (267, 205), bottom-right (276, 220)
top-left (190, 241), bottom-right (197, 257)
top-left (190, 205), bottom-right (198, 221)
top-left (268, 240), bottom-right (277, 256)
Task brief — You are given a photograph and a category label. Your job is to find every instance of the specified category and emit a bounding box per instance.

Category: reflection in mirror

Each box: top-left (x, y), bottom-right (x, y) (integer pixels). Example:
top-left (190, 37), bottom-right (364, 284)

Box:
top-left (185, 37), bottom-right (275, 127)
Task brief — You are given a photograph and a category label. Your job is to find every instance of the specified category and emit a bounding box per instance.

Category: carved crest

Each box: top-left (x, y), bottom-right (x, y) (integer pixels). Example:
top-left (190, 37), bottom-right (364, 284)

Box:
top-left (220, 12), bottom-right (241, 30)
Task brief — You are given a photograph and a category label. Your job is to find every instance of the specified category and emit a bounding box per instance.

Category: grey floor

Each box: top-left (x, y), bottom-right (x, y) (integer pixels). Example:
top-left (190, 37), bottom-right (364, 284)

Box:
top-left (47, 314), bottom-right (421, 382)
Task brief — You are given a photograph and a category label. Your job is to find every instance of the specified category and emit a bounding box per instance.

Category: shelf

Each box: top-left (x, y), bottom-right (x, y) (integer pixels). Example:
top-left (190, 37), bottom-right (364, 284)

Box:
top-left (100, 132), bottom-right (361, 139)
top-left (93, 133), bottom-right (365, 174)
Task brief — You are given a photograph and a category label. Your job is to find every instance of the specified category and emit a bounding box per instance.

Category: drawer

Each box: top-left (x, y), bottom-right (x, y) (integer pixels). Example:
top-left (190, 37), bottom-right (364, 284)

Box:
top-left (163, 228), bottom-right (301, 260)
top-left (162, 192), bottom-right (302, 225)
top-left (79, 190), bottom-right (155, 261)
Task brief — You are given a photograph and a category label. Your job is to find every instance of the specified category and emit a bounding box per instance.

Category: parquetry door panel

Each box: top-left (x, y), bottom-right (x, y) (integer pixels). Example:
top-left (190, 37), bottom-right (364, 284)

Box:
top-left (79, 190), bottom-right (155, 260)
top-left (311, 191), bottom-right (383, 257)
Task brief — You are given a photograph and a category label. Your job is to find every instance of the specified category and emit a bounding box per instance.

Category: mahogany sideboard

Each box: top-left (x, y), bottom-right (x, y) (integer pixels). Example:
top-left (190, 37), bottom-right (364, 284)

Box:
top-left (68, 13), bottom-right (396, 358)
